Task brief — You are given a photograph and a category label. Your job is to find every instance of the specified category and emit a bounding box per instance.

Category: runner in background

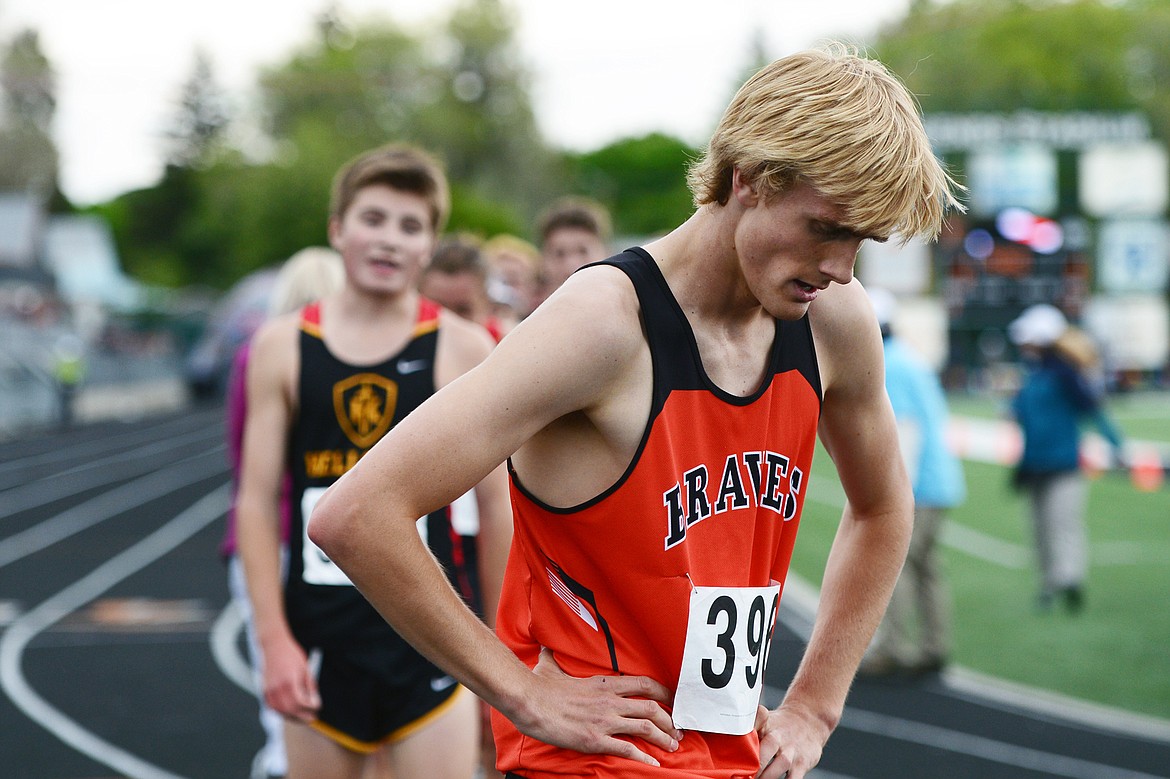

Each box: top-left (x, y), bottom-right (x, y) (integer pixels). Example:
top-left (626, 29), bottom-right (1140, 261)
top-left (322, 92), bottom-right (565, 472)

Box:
top-left (222, 246), bottom-right (344, 779)
top-left (482, 234), bottom-right (540, 329)
top-left (420, 235), bottom-right (508, 342)
top-left (235, 144), bottom-right (511, 779)
top-left (418, 233), bottom-right (508, 779)
top-left (532, 196), bottom-right (612, 306)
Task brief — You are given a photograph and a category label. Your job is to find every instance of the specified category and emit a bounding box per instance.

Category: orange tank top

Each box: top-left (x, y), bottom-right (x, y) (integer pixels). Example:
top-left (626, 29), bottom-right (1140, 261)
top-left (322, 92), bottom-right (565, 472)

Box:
top-left (493, 248), bottom-right (822, 778)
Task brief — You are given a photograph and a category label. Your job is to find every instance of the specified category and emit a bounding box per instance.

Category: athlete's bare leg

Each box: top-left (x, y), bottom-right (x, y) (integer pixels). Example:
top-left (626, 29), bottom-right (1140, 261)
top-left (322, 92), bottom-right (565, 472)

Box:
top-left (361, 748), bottom-right (394, 779)
top-left (386, 687), bottom-right (478, 779)
top-left (284, 721), bottom-right (367, 779)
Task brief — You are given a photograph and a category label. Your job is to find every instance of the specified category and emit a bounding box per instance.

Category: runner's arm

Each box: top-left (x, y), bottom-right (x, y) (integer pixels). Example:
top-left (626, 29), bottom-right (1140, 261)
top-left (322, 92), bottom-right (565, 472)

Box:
top-left (310, 274), bottom-right (681, 766)
top-left (235, 317), bottom-right (320, 722)
top-left (756, 281), bottom-right (914, 779)
top-left (435, 309), bottom-right (514, 627)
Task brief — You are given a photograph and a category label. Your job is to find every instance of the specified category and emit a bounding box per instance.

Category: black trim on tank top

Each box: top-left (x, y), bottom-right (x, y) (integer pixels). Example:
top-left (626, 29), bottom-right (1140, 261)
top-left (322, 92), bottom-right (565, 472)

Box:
top-left (507, 247), bottom-right (821, 516)
top-left (606, 247), bottom-right (822, 405)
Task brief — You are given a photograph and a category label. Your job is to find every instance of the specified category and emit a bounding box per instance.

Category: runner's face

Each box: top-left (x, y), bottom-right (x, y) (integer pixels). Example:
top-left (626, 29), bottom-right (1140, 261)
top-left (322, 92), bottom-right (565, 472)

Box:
top-left (541, 227), bottom-right (607, 290)
top-left (329, 184), bottom-right (435, 297)
top-left (733, 178), bottom-right (870, 320)
top-left (419, 270), bottom-right (485, 324)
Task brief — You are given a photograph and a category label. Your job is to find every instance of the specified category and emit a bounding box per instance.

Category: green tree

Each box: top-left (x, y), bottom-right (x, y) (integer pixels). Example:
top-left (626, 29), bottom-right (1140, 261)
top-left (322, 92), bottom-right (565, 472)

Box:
top-left (873, 0), bottom-right (1170, 140)
top-left (255, 0), bottom-right (554, 240)
top-left (258, 13), bottom-right (427, 160)
top-left (427, 0), bottom-right (558, 220)
top-left (569, 133), bottom-right (698, 239)
top-left (0, 28), bottom-right (60, 200)
top-left (97, 165), bottom-right (199, 286)
top-left (164, 49), bottom-right (230, 170)
top-left (116, 0), bottom-right (555, 287)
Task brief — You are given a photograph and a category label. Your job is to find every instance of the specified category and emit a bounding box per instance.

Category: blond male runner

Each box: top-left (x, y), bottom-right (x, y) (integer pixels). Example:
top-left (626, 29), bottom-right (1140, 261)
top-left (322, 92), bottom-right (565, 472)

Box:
top-left (236, 145), bottom-right (511, 779)
top-left (312, 46), bottom-right (960, 779)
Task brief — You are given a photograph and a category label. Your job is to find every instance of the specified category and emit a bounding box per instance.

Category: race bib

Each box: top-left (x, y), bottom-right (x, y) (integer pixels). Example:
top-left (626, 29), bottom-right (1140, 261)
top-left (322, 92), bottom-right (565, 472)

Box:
top-left (672, 584), bottom-right (780, 735)
top-left (300, 487), bottom-right (354, 586)
top-left (300, 487), bottom-right (426, 585)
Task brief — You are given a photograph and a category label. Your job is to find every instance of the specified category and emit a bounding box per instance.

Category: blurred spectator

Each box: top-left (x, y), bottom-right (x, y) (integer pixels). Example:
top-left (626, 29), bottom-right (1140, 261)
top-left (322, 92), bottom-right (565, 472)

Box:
top-left (221, 246), bottom-right (343, 779)
top-left (1008, 304), bottom-right (1123, 614)
top-left (482, 233), bottom-right (540, 325)
top-left (534, 196), bottom-right (612, 304)
top-left (420, 235), bottom-right (508, 341)
top-left (860, 288), bottom-right (966, 678)
top-left (52, 333), bottom-right (87, 428)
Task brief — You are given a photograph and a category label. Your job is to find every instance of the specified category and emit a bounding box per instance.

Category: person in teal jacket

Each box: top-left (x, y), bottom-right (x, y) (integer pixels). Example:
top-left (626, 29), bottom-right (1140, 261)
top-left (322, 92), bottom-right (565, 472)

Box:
top-left (860, 288), bottom-right (966, 677)
top-left (1008, 304), bottom-right (1123, 614)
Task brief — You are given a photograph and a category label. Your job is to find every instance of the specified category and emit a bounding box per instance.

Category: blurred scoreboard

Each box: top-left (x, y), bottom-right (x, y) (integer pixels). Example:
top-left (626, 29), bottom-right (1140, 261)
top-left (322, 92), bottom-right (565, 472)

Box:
top-left (867, 111), bottom-right (1170, 376)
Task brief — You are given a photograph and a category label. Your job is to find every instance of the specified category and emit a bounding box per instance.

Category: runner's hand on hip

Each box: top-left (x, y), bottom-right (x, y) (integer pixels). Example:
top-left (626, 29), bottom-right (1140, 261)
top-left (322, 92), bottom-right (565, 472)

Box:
top-left (755, 703), bottom-right (830, 779)
top-left (510, 647), bottom-right (681, 767)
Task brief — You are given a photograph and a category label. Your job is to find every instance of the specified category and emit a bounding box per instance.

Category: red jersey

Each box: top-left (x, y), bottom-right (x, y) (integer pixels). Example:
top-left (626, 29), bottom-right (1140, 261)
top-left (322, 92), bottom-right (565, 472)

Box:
top-left (493, 249), bottom-right (822, 778)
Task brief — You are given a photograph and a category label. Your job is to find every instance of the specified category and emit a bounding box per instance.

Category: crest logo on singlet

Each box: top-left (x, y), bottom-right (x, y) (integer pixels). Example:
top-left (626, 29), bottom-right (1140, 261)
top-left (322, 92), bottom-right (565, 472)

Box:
top-left (333, 373), bottom-right (398, 449)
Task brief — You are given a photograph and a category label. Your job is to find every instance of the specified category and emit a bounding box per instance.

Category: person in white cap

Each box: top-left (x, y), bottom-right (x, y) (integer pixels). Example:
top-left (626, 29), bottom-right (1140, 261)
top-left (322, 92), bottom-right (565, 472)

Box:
top-left (859, 288), bottom-right (966, 678)
top-left (1008, 304), bottom-right (1123, 613)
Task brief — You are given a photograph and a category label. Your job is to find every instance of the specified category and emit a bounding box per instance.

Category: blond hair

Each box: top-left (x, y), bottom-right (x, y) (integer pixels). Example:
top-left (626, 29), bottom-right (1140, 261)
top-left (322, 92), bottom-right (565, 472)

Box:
top-left (687, 43), bottom-right (963, 241)
top-left (1053, 327), bottom-right (1101, 373)
top-left (268, 247), bottom-right (344, 316)
top-left (483, 233), bottom-right (540, 270)
top-left (329, 144), bottom-right (450, 234)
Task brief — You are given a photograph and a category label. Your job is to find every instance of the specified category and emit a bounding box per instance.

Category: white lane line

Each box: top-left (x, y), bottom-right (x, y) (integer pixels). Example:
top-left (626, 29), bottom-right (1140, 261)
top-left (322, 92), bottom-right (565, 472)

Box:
top-left (0, 484), bottom-right (229, 779)
top-left (0, 449), bottom-right (226, 569)
top-left (779, 571), bottom-right (1170, 751)
top-left (940, 520), bottom-right (1030, 568)
top-left (0, 428), bottom-right (223, 521)
top-left (0, 407), bottom-right (222, 485)
top-left (209, 600), bottom-right (253, 694)
top-left (806, 474), bottom-right (1029, 568)
top-left (840, 706), bottom-right (1167, 779)
top-left (807, 474), bottom-right (1162, 570)
top-left (944, 667), bottom-right (1170, 746)
top-left (765, 678), bottom-right (1159, 779)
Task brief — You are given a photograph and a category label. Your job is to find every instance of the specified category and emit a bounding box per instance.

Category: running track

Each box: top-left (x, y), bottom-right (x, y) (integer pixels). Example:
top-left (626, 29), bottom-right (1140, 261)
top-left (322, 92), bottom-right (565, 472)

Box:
top-left (1, 405), bottom-right (1167, 778)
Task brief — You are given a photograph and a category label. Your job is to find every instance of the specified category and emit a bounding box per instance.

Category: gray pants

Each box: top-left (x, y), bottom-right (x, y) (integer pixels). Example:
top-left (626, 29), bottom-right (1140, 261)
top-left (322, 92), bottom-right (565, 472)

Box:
top-left (1024, 471), bottom-right (1088, 595)
top-left (871, 505), bottom-right (951, 665)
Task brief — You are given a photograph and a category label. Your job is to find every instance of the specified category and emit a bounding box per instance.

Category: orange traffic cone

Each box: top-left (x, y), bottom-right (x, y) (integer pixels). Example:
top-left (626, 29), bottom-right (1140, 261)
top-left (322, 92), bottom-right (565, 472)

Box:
top-left (1130, 450), bottom-right (1165, 492)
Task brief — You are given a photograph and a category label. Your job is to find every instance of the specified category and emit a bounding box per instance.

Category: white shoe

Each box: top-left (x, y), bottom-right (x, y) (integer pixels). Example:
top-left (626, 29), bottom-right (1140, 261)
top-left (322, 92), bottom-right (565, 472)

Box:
top-left (250, 747), bottom-right (286, 779)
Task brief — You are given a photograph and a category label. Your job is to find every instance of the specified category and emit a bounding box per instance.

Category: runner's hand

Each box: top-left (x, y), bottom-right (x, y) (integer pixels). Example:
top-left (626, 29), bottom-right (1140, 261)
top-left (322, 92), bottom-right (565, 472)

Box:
top-left (261, 633), bottom-right (321, 723)
top-left (512, 647), bottom-right (681, 767)
top-left (755, 703), bottom-right (831, 779)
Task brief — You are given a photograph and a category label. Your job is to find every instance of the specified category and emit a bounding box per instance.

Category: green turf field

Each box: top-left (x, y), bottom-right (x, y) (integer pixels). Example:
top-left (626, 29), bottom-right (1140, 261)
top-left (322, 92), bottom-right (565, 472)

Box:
top-left (789, 391), bottom-right (1170, 720)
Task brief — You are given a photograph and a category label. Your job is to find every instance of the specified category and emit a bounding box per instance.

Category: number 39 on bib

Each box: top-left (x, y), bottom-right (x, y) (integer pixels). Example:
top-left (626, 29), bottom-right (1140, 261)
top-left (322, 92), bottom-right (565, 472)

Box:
top-left (672, 584), bottom-right (780, 735)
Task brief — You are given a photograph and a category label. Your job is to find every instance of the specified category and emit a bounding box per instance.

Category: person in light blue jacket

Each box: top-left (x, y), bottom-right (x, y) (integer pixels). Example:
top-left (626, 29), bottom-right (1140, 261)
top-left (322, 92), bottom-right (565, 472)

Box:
top-left (1008, 304), bottom-right (1123, 614)
top-left (861, 288), bottom-right (966, 677)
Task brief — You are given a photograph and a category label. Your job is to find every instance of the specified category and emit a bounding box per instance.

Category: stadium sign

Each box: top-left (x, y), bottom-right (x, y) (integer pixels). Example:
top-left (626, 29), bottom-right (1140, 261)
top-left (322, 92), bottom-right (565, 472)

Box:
top-left (925, 111), bottom-right (1150, 152)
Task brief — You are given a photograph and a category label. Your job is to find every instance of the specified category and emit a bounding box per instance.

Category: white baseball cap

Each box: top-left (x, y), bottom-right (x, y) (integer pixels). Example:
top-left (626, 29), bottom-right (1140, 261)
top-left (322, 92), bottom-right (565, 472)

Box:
top-left (1009, 304), bottom-right (1068, 347)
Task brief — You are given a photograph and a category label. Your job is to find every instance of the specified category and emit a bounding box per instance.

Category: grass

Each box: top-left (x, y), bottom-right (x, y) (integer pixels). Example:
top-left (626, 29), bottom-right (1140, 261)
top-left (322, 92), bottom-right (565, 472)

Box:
top-left (789, 390), bottom-right (1170, 720)
top-left (949, 388), bottom-right (1170, 443)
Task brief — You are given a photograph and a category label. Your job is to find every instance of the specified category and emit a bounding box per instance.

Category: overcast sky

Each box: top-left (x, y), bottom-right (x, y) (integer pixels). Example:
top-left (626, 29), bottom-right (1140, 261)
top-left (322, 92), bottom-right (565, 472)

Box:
top-left (0, 0), bottom-right (913, 205)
